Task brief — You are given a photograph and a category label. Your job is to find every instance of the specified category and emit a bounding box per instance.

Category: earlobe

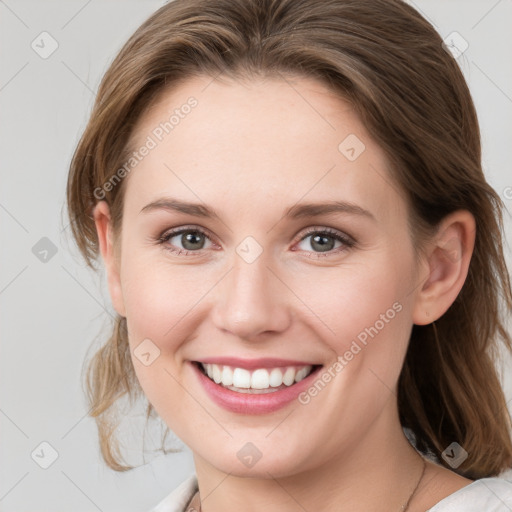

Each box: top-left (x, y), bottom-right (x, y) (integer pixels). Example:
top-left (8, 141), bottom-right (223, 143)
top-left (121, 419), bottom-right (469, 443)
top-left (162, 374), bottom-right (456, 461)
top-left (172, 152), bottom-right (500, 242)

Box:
top-left (412, 210), bottom-right (476, 325)
top-left (92, 201), bottom-right (126, 317)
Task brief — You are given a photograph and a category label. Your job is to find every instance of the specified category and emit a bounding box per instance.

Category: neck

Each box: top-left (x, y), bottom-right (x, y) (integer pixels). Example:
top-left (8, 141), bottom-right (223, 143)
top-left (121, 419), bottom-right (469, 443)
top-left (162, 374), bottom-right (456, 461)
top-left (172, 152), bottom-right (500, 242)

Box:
top-left (192, 406), bottom-right (424, 512)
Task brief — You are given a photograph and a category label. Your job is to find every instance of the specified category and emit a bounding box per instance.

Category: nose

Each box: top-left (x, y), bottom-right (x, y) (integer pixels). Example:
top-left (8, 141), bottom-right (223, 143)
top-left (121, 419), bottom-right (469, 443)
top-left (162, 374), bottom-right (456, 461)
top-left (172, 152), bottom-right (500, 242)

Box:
top-left (211, 251), bottom-right (292, 341)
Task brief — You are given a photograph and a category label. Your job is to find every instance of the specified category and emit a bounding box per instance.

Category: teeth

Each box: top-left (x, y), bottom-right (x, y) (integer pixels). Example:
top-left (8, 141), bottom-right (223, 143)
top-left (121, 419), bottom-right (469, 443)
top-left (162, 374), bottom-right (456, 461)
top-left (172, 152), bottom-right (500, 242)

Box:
top-left (233, 368), bottom-right (251, 388)
top-left (251, 369), bottom-right (269, 389)
top-left (282, 367), bottom-right (296, 386)
top-left (212, 365), bottom-right (222, 384)
top-left (269, 368), bottom-right (283, 387)
top-left (200, 363), bottom-right (314, 390)
top-left (221, 365), bottom-right (233, 386)
top-left (294, 366), bottom-right (311, 382)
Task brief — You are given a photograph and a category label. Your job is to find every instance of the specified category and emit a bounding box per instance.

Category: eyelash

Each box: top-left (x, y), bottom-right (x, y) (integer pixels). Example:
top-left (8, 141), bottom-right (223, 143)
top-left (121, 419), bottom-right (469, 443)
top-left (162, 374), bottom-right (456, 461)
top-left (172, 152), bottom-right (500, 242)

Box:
top-left (155, 225), bottom-right (356, 259)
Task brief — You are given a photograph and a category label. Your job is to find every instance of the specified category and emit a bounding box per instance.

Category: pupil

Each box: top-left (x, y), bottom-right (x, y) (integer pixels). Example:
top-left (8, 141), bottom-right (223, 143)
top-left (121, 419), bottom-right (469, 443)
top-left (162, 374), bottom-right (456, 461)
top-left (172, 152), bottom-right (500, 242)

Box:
top-left (183, 232), bottom-right (204, 250)
top-left (312, 234), bottom-right (334, 252)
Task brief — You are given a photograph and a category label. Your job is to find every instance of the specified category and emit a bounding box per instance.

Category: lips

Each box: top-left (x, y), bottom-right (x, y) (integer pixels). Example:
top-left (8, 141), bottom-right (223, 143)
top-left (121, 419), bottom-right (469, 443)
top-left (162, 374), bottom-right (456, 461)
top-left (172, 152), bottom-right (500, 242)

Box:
top-left (197, 356), bottom-right (321, 369)
top-left (190, 359), bottom-right (324, 414)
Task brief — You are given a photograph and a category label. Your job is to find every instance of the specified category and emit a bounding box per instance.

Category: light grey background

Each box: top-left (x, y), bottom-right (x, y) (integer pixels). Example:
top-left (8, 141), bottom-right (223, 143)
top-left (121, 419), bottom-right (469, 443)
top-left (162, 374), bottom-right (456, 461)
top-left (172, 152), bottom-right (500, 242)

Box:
top-left (1, 1), bottom-right (511, 510)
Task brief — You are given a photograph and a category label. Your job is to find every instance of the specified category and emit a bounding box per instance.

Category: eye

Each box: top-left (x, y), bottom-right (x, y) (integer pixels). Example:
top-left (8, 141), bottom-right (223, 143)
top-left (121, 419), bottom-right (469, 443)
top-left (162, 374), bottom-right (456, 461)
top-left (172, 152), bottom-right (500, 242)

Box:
top-left (157, 226), bottom-right (215, 256)
top-left (293, 227), bottom-right (355, 258)
top-left (155, 225), bottom-right (355, 258)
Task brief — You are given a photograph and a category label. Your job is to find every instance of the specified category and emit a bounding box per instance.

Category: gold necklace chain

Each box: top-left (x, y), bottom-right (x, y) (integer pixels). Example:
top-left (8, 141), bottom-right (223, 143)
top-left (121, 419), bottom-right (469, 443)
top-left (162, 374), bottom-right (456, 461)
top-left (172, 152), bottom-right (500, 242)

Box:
top-left (189, 457), bottom-right (427, 512)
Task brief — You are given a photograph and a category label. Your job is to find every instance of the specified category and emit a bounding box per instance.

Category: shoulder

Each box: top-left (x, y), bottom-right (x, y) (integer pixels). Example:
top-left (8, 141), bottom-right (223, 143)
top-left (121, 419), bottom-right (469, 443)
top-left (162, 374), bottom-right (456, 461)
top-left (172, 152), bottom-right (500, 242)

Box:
top-left (427, 477), bottom-right (512, 511)
top-left (146, 473), bottom-right (198, 512)
top-left (143, 471), bottom-right (512, 512)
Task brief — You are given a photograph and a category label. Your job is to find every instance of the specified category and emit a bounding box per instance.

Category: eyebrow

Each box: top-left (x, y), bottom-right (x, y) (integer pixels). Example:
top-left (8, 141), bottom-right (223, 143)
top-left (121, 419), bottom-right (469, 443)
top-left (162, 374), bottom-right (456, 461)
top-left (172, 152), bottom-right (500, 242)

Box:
top-left (140, 197), bottom-right (375, 221)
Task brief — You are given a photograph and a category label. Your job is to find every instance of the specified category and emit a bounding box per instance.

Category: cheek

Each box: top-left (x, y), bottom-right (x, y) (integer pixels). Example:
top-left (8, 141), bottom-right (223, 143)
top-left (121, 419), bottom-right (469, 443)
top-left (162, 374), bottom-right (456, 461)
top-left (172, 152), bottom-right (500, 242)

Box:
top-left (120, 255), bottom-right (210, 341)
top-left (287, 263), bottom-right (414, 456)
top-left (119, 258), bottom-right (199, 428)
top-left (290, 259), bottom-right (411, 344)
top-left (119, 256), bottom-right (223, 414)
top-left (284, 254), bottom-right (416, 400)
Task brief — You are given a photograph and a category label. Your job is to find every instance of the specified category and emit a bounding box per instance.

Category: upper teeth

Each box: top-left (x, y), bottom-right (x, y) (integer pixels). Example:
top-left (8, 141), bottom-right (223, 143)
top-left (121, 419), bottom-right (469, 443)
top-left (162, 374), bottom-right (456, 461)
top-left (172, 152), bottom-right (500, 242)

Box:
top-left (201, 363), bottom-right (313, 389)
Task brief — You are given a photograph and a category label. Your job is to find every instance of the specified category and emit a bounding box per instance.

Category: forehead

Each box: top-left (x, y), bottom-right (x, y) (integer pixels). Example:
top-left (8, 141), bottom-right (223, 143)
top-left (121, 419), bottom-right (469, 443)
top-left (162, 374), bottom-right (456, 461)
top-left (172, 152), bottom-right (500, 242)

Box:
top-left (122, 74), bottom-right (406, 225)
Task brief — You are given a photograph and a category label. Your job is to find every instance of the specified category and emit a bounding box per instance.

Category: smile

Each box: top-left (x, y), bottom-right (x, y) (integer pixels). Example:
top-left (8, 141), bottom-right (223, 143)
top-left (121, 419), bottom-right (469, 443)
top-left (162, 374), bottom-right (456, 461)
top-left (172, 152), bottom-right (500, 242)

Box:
top-left (199, 362), bottom-right (316, 393)
top-left (191, 360), bottom-right (324, 414)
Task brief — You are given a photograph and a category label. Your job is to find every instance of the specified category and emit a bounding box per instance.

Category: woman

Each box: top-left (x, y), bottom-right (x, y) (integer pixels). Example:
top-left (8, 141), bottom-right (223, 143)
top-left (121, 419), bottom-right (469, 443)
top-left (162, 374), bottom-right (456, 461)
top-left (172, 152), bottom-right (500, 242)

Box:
top-left (66, 0), bottom-right (512, 510)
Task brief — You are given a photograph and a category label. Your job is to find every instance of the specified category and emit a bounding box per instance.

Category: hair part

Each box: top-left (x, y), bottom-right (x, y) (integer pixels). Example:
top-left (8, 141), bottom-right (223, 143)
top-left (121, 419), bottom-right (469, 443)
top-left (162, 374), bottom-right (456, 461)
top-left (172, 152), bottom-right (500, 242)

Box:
top-left (67, 0), bottom-right (512, 476)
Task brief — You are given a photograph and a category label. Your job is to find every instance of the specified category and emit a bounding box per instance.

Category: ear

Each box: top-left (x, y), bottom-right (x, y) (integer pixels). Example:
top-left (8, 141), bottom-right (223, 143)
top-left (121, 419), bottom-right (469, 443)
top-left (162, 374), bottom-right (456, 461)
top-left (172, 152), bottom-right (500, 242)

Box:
top-left (412, 210), bottom-right (476, 325)
top-left (92, 201), bottom-right (126, 317)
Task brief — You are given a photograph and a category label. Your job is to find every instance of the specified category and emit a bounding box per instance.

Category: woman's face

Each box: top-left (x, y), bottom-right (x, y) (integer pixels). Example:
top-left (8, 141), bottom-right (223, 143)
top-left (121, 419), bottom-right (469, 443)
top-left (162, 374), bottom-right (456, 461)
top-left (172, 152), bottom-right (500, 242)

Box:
top-left (101, 74), bottom-right (429, 478)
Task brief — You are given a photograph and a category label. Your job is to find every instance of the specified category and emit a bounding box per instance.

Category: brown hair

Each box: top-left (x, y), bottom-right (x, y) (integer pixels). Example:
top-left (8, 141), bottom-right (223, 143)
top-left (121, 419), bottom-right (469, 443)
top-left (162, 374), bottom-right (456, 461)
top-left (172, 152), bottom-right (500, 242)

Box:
top-left (66, 0), bottom-right (512, 477)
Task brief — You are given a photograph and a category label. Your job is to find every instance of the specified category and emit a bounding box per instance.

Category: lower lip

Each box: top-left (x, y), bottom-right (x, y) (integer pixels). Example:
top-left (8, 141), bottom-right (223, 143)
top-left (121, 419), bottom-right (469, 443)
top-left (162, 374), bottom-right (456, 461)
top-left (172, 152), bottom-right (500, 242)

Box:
top-left (191, 362), bottom-right (323, 414)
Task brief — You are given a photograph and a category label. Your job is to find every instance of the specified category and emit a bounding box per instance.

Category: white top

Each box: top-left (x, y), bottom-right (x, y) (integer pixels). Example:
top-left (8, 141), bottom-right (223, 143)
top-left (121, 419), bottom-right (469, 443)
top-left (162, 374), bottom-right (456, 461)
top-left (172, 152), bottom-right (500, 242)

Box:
top-left (147, 473), bottom-right (512, 511)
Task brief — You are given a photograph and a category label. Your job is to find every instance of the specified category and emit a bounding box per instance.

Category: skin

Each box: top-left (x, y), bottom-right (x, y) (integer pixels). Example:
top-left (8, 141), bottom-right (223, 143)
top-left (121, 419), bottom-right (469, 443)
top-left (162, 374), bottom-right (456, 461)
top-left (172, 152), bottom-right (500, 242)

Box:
top-left (93, 74), bottom-right (475, 511)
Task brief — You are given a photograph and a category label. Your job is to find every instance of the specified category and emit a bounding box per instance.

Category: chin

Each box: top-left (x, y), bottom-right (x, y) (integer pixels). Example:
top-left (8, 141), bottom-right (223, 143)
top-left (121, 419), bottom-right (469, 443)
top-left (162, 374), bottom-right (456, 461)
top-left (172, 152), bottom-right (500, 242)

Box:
top-left (197, 440), bottom-right (310, 479)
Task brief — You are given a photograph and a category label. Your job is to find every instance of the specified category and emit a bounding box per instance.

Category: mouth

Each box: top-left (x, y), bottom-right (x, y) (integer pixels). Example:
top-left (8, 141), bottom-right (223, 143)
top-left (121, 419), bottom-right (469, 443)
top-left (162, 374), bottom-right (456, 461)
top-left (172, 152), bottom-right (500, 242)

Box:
top-left (192, 361), bottom-right (322, 394)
